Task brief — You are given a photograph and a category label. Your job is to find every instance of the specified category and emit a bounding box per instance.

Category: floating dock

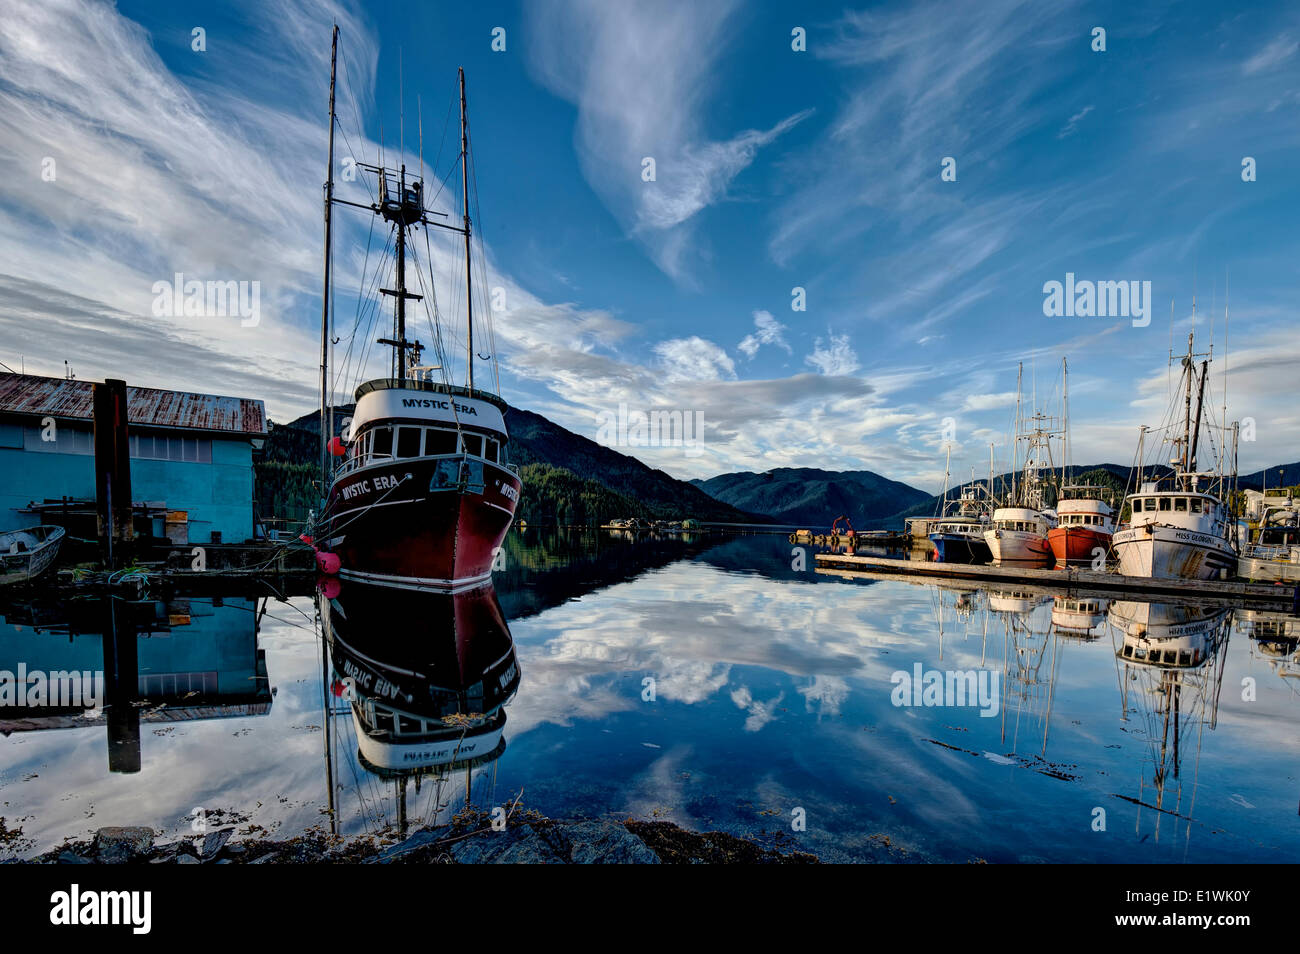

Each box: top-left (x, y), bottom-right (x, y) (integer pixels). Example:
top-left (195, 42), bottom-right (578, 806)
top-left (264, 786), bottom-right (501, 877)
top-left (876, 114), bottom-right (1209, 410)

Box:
top-left (815, 552), bottom-right (1300, 610)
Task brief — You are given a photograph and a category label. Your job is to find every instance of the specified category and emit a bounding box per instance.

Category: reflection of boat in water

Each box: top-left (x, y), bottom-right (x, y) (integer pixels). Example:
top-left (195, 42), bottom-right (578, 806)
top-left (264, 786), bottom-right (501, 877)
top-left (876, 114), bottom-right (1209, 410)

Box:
top-left (318, 579), bottom-right (520, 836)
top-left (321, 581), bottom-right (519, 776)
top-left (987, 589), bottom-right (1051, 615)
top-left (0, 525), bottom-right (65, 586)
top-left (1108, 600), bottom-right (1230, 846)
top-left (1235, 609), bottom-right (1300, 686)
top-left (1050, 596), bottom-right (1109, 639)
top-left (1108, 601), bottom-right (1228, 668)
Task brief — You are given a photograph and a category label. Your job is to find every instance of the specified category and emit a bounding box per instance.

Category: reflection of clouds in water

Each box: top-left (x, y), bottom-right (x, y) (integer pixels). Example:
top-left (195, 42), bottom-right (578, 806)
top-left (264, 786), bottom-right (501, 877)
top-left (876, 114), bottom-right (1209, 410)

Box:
top-left (798, 675), bottom-right (850, 718)
top-left (730, 686), bottom-right (784, 733)
top-left (2, 606), bottom-right (329, 856)
top-left (505, 562), bottom-right (930, 738)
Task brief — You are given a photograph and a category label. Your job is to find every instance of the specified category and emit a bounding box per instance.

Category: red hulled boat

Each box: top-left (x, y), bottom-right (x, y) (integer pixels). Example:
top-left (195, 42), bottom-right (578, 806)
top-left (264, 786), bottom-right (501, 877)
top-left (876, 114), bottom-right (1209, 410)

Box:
top-left (312, 39), bottom-right (519, 591)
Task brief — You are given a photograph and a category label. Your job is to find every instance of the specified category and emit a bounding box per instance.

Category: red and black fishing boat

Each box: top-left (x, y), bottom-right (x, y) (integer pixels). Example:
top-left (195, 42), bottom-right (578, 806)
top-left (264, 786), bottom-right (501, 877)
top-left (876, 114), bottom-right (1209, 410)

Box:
top-left (312, 30), bottom-right (520, 591)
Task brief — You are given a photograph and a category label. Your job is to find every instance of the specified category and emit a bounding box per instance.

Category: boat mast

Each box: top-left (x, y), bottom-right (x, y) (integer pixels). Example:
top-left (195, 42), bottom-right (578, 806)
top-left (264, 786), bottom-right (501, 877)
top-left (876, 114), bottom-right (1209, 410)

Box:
top-left (319, 24), bottom-right (338, 492)
top-left (460, 67), bottom-right (474, 392)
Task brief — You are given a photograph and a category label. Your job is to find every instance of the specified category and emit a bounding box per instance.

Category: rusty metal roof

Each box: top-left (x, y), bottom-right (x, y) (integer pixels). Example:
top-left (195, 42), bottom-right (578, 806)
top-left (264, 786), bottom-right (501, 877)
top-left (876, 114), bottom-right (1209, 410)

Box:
top-left (0, 373), bottom-right (267, 436)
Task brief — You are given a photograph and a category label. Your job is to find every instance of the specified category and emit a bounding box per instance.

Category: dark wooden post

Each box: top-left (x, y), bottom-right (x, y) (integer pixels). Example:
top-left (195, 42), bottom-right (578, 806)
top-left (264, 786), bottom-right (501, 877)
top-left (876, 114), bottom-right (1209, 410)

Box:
top-left (93, 378), bottom-right (133, 568)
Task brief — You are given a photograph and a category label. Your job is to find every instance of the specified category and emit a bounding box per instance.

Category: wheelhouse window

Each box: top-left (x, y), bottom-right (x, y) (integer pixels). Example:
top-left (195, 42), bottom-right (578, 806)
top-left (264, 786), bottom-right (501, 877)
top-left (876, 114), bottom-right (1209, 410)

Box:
top-left (485, 437), bottom-right (500, 463)
top-left (1190, 498), bottom-right (1203, 513)
top-left (397, 426), bottom-right (422, 458)
top-left (370, 427), bottom-right (393, 458)
top-left (1159, 497), bottom-right (1171, 511)
top-left (1174, 497), bottom-right (1188, 512)
top-left (425, 428), bottom-right (457, 456)
top-left (461, 433), bottom-right (483, 457)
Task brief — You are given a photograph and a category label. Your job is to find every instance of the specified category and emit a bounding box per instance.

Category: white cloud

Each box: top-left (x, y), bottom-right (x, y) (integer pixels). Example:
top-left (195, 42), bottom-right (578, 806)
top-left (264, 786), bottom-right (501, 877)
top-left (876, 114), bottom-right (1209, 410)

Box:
top-left (653, 336), bottom-right (737, 382)
top-left (737, 309), bottom-right (792, 358)
top-left (805, 333), bottom-right (860, 375)
top-left (1243, 35), bottom-right (1298, 75)
top-left (1057, 104), bottom-right (1094, 139)
top-left (961, 391), bottom-right (1018, 411)
top-left (524, 0), bottom-right (809, 283)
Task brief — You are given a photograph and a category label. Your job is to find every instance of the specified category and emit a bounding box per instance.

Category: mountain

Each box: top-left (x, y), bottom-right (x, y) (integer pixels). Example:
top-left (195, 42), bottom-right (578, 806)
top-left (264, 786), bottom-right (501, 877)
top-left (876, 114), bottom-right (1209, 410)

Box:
top-left (256, 403), bottom-right (757, 526)
top-left (689, 467), bottom-right (929, 529)
top-left (1238, 462), bottom-right (1300, 491)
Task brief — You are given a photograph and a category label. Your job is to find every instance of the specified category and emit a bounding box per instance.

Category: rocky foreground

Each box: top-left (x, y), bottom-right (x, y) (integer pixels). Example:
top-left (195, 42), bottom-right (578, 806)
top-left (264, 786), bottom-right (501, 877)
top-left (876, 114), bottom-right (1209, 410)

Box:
top-left (21, 810), bottom-right (820, 865)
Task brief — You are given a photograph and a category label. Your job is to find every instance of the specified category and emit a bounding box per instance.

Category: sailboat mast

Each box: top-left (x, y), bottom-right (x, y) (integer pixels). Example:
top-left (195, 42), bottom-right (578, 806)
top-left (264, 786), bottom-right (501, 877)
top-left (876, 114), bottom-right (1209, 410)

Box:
top-left (1182, 332), bottom-right (1194, 485)
top-left (395, 166), bottom-right (408, 382)
top-left (460, 67), bottom-right (474, 391)
top-left (319, 24), bottom-right (338, 490)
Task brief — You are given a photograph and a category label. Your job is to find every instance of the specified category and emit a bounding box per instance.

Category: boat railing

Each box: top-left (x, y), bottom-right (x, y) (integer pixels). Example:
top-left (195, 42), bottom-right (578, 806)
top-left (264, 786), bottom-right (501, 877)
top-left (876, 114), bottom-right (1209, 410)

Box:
top-left (1242, 542), bottom-right (1297, 563)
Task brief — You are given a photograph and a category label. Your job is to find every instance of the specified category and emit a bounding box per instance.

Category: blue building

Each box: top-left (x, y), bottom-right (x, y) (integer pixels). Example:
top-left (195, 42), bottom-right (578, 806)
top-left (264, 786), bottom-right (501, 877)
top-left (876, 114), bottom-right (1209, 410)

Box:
top-left (0, 372), bottom-right (266, 544)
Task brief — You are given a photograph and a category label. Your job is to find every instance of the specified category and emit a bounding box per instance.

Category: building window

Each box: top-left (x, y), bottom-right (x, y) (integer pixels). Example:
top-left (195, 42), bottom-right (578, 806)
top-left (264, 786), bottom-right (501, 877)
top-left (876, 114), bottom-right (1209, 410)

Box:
top-left (24, 425), bottom-right (93, 455)
top-left (129, 433), bottom-right (212, 462)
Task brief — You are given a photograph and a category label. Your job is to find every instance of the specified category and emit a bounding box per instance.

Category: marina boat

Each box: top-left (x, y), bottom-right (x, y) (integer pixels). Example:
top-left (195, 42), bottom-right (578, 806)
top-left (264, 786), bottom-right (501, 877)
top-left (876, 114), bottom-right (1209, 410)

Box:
top-left (1045, 359), bottom-right (1116, 566)
top-left (985, 506), bottom-right (1055, 565)
top-left (929, 515), bottom-right (992, 563)
top-left (1236, 493), bottom-right (1300, 582)
top-left (1112, 331), bottom-right (1238, 581)
top-left (984, 362), bottom-right (1063, 567)
top-left (1047, 492), bottom-right (1114, 567)
top-left (313, 35), bottom-right (520, 591)
top-left (0, 525), bottom-right (65, 586)
top-left (927, 448), bottom-right (993, 563)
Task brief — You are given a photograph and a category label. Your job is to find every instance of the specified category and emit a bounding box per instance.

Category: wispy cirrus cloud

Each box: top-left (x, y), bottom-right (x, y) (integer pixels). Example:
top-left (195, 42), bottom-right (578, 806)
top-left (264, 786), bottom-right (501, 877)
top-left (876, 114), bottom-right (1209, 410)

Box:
top-left (524, 0), bottom-right (810, 284)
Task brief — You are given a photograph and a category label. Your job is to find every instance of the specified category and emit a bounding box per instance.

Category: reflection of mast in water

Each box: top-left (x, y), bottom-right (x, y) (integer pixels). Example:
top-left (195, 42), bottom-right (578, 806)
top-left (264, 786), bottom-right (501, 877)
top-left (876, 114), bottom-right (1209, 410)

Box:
top-left (1108, 600), bottom-right (1231, 849)
top-left (928, 584), bottom-right (987, 664)
top-left (988, 590), bottom-right (1058, 756)
top-left (317, 581), bottom-right (521, 840)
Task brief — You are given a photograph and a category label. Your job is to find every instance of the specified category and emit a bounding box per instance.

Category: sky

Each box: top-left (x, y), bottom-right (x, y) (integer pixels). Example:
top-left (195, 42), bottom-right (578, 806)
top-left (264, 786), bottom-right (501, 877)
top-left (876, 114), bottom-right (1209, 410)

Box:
top-left (0, 0), bottom-right (1297, 491)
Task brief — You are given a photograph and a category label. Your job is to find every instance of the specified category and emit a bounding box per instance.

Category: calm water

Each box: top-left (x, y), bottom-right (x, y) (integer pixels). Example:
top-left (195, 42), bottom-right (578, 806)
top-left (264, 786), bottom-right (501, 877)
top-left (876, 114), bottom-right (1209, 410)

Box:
top-left (2, 530), bottom-right (1298, 863)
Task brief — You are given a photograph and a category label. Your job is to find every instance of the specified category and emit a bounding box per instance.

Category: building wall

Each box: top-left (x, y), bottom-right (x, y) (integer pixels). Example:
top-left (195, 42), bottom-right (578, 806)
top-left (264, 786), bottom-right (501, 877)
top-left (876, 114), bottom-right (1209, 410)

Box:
top-left (0, 419), bottom-right (255, 543)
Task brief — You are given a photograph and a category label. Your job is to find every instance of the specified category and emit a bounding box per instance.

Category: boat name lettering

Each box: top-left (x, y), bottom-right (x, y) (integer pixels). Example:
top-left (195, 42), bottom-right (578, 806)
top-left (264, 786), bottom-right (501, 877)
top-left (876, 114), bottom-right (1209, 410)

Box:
top-left (401, 398), bottom-right (478, 415)
top-left (341, 474), bottom-right (402, 500)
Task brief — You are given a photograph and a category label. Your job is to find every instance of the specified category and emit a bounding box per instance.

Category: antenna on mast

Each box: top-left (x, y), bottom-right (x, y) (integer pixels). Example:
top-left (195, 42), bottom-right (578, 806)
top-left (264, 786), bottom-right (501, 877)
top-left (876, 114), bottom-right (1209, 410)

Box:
top-left (319, 22), bottom-right (338, 494)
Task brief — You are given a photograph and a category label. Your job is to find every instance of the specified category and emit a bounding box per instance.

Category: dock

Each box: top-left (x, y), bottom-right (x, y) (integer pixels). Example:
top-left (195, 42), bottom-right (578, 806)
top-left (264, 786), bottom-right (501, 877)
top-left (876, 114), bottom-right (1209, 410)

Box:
top-left (814, 553), bottom-right (1300, 611)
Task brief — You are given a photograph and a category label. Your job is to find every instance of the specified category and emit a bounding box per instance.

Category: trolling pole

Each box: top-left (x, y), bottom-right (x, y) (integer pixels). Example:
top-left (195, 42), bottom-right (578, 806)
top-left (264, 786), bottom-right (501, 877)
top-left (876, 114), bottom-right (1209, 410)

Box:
top-left (460, 67), bottom-right (474, 392)
top-left (319, 24), bottom-right (339, 493)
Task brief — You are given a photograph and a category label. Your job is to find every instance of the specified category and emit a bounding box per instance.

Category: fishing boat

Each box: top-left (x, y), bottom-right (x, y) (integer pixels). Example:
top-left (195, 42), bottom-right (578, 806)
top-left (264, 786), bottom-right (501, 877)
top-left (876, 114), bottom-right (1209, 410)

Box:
top-left (1045, 360), bottom-right (1116, 567)
top-left (1050, 596), bottom-right (1109, 639)
top-left (927, 447), bottom-right (993, 563)
top-left (0, 525), bottom-right (65, 586)
top-left (1112, 330), bottom-right (1238, 581)
top-left (1048, 493), bottom-right (1115, 567)
top-left (313, 29), bottom-right (521, 591)
top-left (985, 363), bottom-right (1062, 567)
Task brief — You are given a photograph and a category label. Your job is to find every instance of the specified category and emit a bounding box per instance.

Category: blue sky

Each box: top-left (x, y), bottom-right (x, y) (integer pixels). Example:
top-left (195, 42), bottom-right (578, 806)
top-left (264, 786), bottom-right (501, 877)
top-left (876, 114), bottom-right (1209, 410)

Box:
top-left (1, 0), bottom-right (1297, 489)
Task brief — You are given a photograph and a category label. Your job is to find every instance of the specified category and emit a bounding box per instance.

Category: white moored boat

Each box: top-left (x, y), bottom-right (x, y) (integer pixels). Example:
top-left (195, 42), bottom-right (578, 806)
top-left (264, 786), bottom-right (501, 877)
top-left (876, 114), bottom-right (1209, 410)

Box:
top-left (985, 506), bottom-right (1054, 565)
top-left (1112, 329), bottom-right (1239, 581)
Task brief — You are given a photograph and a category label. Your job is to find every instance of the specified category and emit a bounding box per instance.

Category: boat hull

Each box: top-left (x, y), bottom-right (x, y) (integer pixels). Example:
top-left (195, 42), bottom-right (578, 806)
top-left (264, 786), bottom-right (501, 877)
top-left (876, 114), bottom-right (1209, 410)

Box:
top-left (321, 455), bottom-right (520, 590)
top-left (929, 533), bottom-right (991, 564)
top-left (1047, 526), bottom-right (1112, 568)
top-left (0, 526), bottom-right (65, 586)
top-left (984, 528), bottom-right (1053, 567)
top-left (1112, 524), bottom-right (1236, 580)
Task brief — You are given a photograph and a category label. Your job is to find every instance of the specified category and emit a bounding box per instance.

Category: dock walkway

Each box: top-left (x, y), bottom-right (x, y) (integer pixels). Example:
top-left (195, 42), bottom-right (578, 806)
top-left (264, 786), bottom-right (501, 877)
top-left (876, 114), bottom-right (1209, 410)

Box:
top-left (814, 553), bottom-right (1299, 610)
